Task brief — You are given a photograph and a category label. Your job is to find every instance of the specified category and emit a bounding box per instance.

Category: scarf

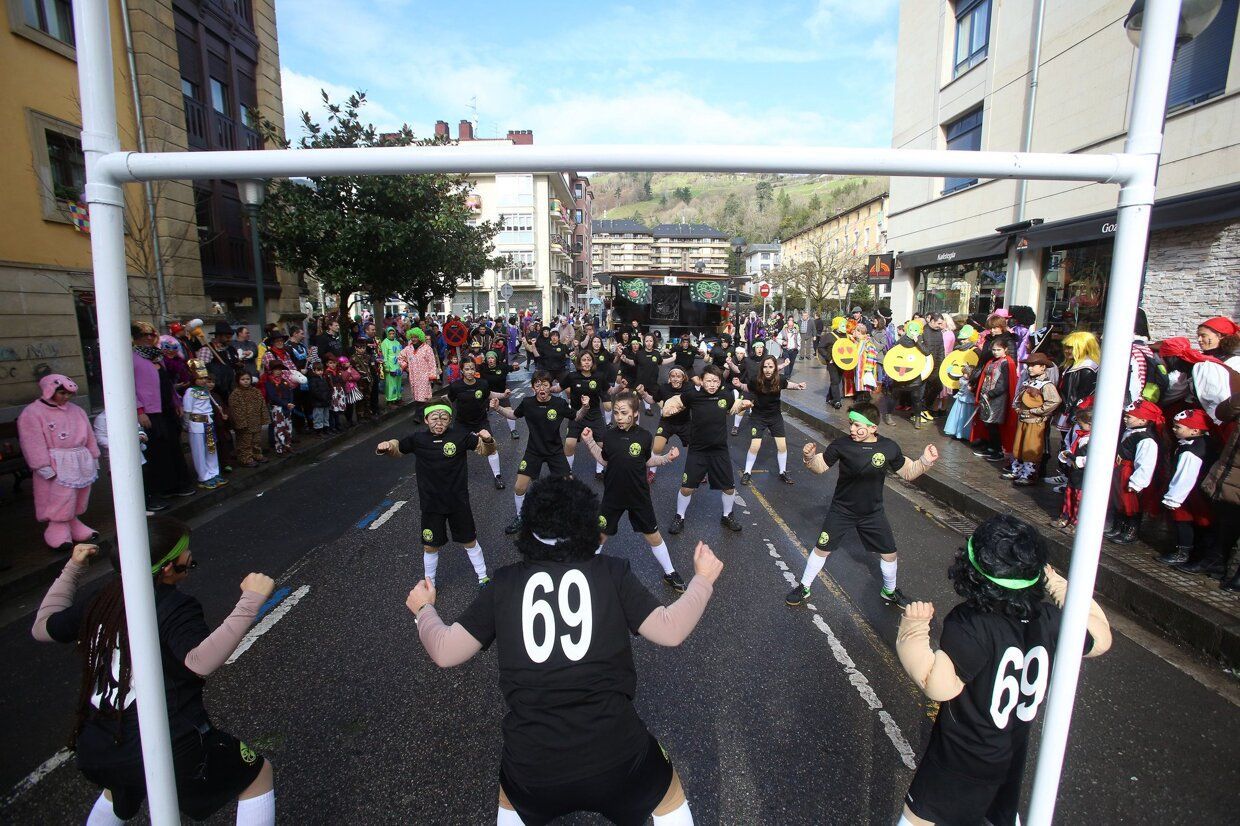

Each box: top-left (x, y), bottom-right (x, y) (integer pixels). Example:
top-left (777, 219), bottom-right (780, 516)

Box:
top-left (134, 344), bottom-right (162, 361)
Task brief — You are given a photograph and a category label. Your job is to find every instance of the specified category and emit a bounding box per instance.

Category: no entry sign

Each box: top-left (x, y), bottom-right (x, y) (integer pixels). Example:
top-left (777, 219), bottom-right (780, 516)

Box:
top-left (759, 282), bottom-right (771, 298)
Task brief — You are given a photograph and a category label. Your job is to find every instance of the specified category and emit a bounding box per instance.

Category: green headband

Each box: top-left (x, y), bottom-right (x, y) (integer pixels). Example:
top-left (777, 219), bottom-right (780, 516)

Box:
top-left (151, 534), bottom-right (190, 575)
top-left (423, 403), bottom-right (453, 420)
top-left (848, 410), bottom-right (877, 428)
top-left (967, 537), bottom-right (1040, 590)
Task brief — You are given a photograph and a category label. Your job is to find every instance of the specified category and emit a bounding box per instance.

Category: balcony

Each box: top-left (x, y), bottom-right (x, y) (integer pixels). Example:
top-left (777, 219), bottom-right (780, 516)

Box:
top-left (184, 96), bottom-right (208, 149)
top-left (183, 96), bottom-right (262, 153)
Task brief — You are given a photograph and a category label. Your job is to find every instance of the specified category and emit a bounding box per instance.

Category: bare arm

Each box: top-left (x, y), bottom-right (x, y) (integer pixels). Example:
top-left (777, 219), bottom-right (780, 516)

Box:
top-left (416, 607), bottom-right (484, 667)
top-left (183, 590), bottom-right (266, 677)
top-left (896, 612), bottom-right (966, 702)
top-left (636, 577), bottom-right (714, 646)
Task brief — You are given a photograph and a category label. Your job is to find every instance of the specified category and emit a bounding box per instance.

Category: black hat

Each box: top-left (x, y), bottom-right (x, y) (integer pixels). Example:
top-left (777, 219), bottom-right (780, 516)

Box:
top-left (214, 320), bottom-right (234, 336)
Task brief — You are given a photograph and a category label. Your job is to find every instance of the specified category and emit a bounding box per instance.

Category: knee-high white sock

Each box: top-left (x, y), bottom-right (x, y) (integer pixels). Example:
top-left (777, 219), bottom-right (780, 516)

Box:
top-left (650, 465), bottom-right (658, 477)
top-left (676, 491), bottom-right (692, 518)
top-left (466, 543), bottom-right (487, 580)
top-left (423, 552), bottom-right (439, 584)
top-left (777, 450), bottom-right (787, 474)
top-left (801, 551), bottom-right (828, 587)
top-left (487, 452), bottom-right (502, 476)
top-left (513, 492), bottom-right (525, 517)
top-left (744, 451), bottom-right (757, 473)
top-left (896, 815), bottom-right (917, 826)
top-left (86, 793), bottom-right (124, 826)
top-left (721, 491), bottom-right (735, 516)
top-left (236, 789), bottom-right (276, 826)
top-left (566, 452), bottom-right (575, 470)
top-left (653, 800), bottom-right (694, 825)
top-left (880, 558), bottom-right (898, 592)
top-left (497, 805), bottom-right (525, 825)
top-left (649, 541), bottom-right (675, 574)
top-left (505, 416), bottom-right (517, 432)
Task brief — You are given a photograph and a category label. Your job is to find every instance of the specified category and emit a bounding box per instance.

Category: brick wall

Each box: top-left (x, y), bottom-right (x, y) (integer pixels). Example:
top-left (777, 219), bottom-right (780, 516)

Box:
top-left (1143, 219), bottom-right (1240, 341)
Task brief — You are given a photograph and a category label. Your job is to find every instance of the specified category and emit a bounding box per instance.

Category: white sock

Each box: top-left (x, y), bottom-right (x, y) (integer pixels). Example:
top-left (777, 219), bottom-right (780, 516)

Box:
top-left (86, 793), bottom-right (124, 826)
top-left (566, 452), bottom-right (575, 470)
top-left (604, 409), bottom-right (613, 425)
top-left (595, 544), bottom-right (604, 555)
top-left (514, 492), bottom-right (525, 517)
top-left (487, 452), bottom-right (501, 476)
top-left (744, 452), bottom-right (757, 473)
top-left (650, 465), bottom-right (658, 477)
top-left (880, 558), bottom-right (898, 592)
top-left (649, 541), bottom-right (675, 574)
top-left (236, 789), bottom-right (276, 826)
top-left (466, 543), bottom-right (487, 580)
top-left (676, 491), bottom-right (692, 518)
top-left (653, 800), bottom-right (694, 825)
top-left (896, 815), bottom-right (917, 826)
top-left (801, 551), bottom-right (828, 587)
top-left (733, 414), bottom-right (742, 428)
top-left (505, 417), bottom-right (516, 432)
top-left (596, 461), bottom-right (604, 474)
top-left (497, 805), bottom-right (525, 825)
top-left (721, 491), bottom-right (735, 516)
top-left (423, 552), bottom-right (439, 584)
top-left (777, 450), bottom-right (787, 474)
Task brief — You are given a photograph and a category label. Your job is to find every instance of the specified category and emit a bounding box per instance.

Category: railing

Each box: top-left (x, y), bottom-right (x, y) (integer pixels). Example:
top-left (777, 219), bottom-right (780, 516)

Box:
top-left (183, 95), bottom-right (207, 149)
top-left (242, 125), bottom-right (262, 151)
top-left (214, 112), bottom-right (237, 150)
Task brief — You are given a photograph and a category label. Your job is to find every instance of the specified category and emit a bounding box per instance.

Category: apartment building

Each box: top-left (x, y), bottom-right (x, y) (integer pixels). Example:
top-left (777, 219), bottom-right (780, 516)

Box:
top-left (651, 223), bottom-right (730, 275)
top-left (743, 243), bottom-right (782, 279)
top-left (779, 194), bottom-right (892, 303)
top-left (571, 174), bottom-right (593, 302)
top-left (0, 0), bottom-right (293, 417)
top-left (887, 0), bottom-right (1239, 336)
top-left (591, 219), bottom-right (655, 272)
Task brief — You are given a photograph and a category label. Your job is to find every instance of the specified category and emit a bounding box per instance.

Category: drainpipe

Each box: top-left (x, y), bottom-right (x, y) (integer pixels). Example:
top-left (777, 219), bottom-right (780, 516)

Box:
top-left (120, 0), bottom-right (169, 324)
top-left (1007, 0), bottom-right (1048, 308)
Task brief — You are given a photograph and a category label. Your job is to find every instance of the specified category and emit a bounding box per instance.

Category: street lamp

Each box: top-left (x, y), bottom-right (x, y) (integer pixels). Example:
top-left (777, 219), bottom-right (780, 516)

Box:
top-left (1123, 0), bottom-right (1222, 47)
top-left (237, 179), bottom-right (267, 333)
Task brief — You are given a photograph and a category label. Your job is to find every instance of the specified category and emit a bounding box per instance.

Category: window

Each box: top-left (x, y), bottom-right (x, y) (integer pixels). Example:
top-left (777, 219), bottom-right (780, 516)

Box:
top-left (1166, 0), bottom-right (1238, 111)
top-left (46, 129), bottom-right (85, 201)
top-left (573, 183), bottom-right (583, 199)
top-left (181, 78), bottom-right (199, 99)
top-left (943, 108), bottom-right (984, 193)
top-left (28, 110), bottom-right (87, 222)
top-left (574, 209), bottom-right (583, 224)
top-left (496, 174), bottom-right (534, 206)
top-left (209, 78), bottom-right (229, 114)
top-left (20, 0), bottom-right (74, 45)
top-left (497, 211), bottom-right (534, 244)
top-left (953, 0), bottom-right (990, 77)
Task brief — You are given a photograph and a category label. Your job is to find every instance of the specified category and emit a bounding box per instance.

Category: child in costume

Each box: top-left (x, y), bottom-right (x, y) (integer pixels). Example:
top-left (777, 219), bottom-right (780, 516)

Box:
top-left (380, 326), bottom-right (404, 406)
top-left (349, 339), bottom-right (374, 420)
top-left (260, 362), bottom-right (296, 455)
top-left (972, 334), bottom-right (1018, 463)
top-left (1052, 409), bottom-right (1091, 532)
top-left (306, 360), bottom-right (333, 435)
top-left (1157, 408), bottom-right (1213, 567)
top-left (182, 361), bottom-right (228, 490)
top-left (228, 369), bottom-right (270, 467)
top-left (1106, 400), bottom-right (1162, 545)
top-left (1003, 353), bottom-right (1061, 486)
top-left (205, 375), bottom-right (233, 473)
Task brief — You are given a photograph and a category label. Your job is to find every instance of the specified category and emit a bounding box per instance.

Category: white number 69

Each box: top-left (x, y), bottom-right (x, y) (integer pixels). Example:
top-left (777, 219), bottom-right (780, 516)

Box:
top-left (990, 645), bottom-right (1049, 729)
top-left (521, 570), bottom-right (593, 663)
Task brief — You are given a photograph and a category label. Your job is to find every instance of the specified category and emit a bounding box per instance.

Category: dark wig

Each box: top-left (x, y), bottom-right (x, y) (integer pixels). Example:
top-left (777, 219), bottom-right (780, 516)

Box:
top-left (530, 370), bottom-right (553, 387)
top-left (1008, 305), bottom-right (1037, 328)
top-left (516, 477), bottom-right (601, 563)
top-left (754, 355), bottom-right (782, 394)
top-left (948, 514), bottom-right (1047, 620)
top-left (849, 400), bottom-right (881, 425)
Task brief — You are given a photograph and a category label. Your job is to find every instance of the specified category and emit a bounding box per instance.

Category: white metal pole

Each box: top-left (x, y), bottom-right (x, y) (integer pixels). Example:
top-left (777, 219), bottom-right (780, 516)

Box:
top-left (1025, 1), bottom-right (1180, 823)
top-left (72, 1), bottom-right (181, 823)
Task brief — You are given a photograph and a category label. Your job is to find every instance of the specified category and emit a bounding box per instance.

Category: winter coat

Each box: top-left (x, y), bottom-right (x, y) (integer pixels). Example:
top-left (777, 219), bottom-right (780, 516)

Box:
top-left (306, 373), bottom-right (333, 406)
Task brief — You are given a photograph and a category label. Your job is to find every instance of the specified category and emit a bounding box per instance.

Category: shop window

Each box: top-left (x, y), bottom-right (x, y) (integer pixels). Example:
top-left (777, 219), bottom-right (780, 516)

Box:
top-left (943, 108), bottom-right (984, 194)
top-left (953, 0), bottom-right (990, 77)
top-left (1166, 0), bottom-right (1238, 112)
top-left (1042, 244), bottom-right (1113, 333)
top-left (915, 256), bottom-right (1007, 320)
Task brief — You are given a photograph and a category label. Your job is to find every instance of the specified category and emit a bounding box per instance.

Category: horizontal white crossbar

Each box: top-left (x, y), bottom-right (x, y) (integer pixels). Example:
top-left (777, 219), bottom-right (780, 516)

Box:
top-left (96, 144), bottom-right (1138, 186)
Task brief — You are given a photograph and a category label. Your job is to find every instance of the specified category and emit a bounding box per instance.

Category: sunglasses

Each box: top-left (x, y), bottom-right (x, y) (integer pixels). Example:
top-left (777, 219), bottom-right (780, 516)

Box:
top-left (171, 558), bottom-right (197, 574)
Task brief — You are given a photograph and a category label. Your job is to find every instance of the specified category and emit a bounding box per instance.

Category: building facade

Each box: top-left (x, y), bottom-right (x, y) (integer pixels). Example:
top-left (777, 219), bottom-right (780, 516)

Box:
top-left (778, 194), bottom-right (892, 305)
top-left (0, 0), bottom-right (293, 418)
top-left (591, 219), bottom-right (655, 273)
top-left (743, 243), bottom-right (782, 278)
top-left (887, 0), bottom-right (1240, 337)
top-left (651, 223), bottom-right (730, 274)
top-left (571, 174), bottom-right (593, 304)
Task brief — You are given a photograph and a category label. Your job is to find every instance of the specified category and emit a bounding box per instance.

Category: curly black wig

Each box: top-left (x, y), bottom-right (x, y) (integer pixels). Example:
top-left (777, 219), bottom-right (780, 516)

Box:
top-left (948, 514), bottom-right (1048, 620)
top-left (517, 476), bottom-right (602, 563)
top-left (1008, 305), bottom-right (1037, 328)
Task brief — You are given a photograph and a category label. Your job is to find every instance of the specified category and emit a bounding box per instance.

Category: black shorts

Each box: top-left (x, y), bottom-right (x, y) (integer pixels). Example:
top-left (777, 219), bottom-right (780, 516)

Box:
top-left (500, 734), bottom-right (673, 826)
top-left (654, 420), bottom-right (692, 446)
top-left (566, 410), bottom-right (606, 440)
top-left (518, 451), bottom-right (570, 480)
top-left (457, 416), bottom-right (489, 435)
top-left (78, 727), bottom-right (264, 822)
top-left (815, 507), bottom-right (896, 554)
top-left (421, 506), bottom-right (477, 547)
top-left (681, 448), bottom-right (734, 490)
top-left (600, 501), bottom-right (659, 536)
top-left (905, 753), bottom-right (1023, 826)
top-left (748, 411), bottom-right (785, 439)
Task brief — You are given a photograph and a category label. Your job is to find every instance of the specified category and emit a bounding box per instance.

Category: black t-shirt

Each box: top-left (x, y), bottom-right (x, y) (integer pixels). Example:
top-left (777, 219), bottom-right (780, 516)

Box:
top-left (747, 375), bottom-right (789, 415)
top-left (655, 382), bottom-right (692, 426)
top-left (481, 361), bottom-right (511, 395)
top-left (820, 435), bottom-right (906, 514)
top-left (682, 387), bottom-right (734, 450)
top-left (926, 602), bottom-right (1088, 780)
top-left (396, 426), bottom-right (480, 513)
top-left (447, 379), bottom-right (490, 424)
top-left (634, 349), bottom-right (666, 389)
top-left (618, 348), bottom-right (641, 383)
top-left (515, 395), bottom-right (572, 456)
top-left (708, 344), bottom-right (729, 370)
top-left (539, 341), bottom-right (569, 372)
top-left (455, 555), bottom-right (662, 785)
top-left (47, 582), bottom-right (211, 756)
top-left (564, 371), bottom-right (607, 414)
top-left (600, 425), bottom-right (653, 508)
top-left (673, 346), bottom-right (697, 371)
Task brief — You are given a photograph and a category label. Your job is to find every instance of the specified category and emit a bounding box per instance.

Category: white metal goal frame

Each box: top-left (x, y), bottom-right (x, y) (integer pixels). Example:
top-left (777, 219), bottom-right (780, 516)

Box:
top-left (67, 0), bottom-right (1187, 823)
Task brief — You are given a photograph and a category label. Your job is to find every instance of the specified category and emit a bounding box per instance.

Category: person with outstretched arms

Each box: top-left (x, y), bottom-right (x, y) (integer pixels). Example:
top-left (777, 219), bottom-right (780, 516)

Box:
top-left (493, 371), bottom-right (576, 535)
top-left (733, 354), bottom-right (806, 486)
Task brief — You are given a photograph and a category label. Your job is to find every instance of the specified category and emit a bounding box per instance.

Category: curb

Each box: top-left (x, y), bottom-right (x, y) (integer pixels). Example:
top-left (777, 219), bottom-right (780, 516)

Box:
top-left (782, 401), bottom-right (1240, 670)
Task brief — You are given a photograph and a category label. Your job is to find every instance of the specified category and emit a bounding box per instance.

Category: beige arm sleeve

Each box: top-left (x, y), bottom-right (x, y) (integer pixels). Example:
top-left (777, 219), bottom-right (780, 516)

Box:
top-left (896, 615), bottom-right (966, 702)
top-left (32, 559), bottom-right (87, 643)
top-left (417, 607), bottom-right (484, 667)
top-left (1044, 570), bottom-right (1112, 657)
top-left (581, 434), bottom-right (606, 466)
top-left (637, 576), bottom-right (714, 647)
top-left (183, 590), bottom-right (266, 677)
top-left (475, 437), bottom-right (497, 456)
top-left (379, 439), bottom-right (402, 457)
top-left (895, 457), bottom-right (931, 482)
top-left (804, 452), bottom-right (829, 474)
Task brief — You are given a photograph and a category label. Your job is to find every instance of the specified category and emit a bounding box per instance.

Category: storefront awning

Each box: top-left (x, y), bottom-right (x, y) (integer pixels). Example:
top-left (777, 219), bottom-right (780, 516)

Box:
top-left (896, 233), bottom-right (1010, 269)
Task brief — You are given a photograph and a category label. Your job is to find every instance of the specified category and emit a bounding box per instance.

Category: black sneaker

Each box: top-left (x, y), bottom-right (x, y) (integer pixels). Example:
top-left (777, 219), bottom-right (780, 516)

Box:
top-left (668, 515), bottom-right (685, 535)
top-left (740, 471), bottom-right (751, 485)
top-left (880, 587), bottom-right (911, 608)
top-left (663, 572), bottom-right (688, 593)
top-left (983, 452), bottom-right (1005, 463)
top-left (478, 576), bottom-right (491, 588)
top-left (504, 516), bottom-right (522, 535)
top-left (595, 471), bottom-right (603, 481)
top-left (145, 497), bottom-right (169, 513)
top-left (173, 487), bottom-right (196, 497)
top-left (779, 472), bottom-right (794, 485)
top-left (494, 474), bottom-right (506, 490)
top-left (1000, 469), bottom-right (1018, 479)
top-left (785, 584), bottom-right (810, 606)
top-left (972, 447), bottom-right (993, 457)
top-left (720, 513), bottom-right (743, 532)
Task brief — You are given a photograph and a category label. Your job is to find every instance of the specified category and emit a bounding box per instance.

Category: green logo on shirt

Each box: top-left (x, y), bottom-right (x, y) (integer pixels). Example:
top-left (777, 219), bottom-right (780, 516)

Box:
top-left (547, 409), bottom-right (558, 420)
top-left (628, 442), bottom-right (642, 457)
top-left (475, 389), bottom-right (483, 399)
top-left (443, 442), bottom-right (457, 457)
top-left (589, 380), bottom-right (597, 390)
top-left (519, 459), bottom-right (528, 472)
top-left (239, 742), bottom-right (257, 765)
top-left (817, 531), bottom-right (830, 547)
top-left (717, 398), bottom-right (727, 408)
top-left (599, 514), bottom-right (607, 528)
top-left (871, 452), bottom-right (886, 468)
top-left (656, 427), bottom-right (663, 435)
top-left (751, 427), bottom-right (757, 436)
top-left (422, 528), bottom-right (434, 542)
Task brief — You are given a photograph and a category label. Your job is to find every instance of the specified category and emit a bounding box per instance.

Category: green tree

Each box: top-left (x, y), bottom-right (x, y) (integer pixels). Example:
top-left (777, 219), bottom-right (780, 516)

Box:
top-left (658, 191), bottom-right (668, 207)
top-left (755, 180), bottom-right (773, 212)
top-left (808, 193), bottom-right (823, 213)
top-left (776, 189), bottom-right (792, 216)
top-left (256, 91), bottom-right (506, 321)
top-left (674, 186), bottom-right (693, 203)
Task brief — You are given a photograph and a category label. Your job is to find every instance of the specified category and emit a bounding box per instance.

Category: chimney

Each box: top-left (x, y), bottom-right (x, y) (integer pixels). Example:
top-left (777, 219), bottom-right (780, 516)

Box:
top-left (506, 129), bottom-right (534, 145)
top-left (459, 119), bottom-right (474, 141)
top-left (434, 120), bottom-right (450, 139)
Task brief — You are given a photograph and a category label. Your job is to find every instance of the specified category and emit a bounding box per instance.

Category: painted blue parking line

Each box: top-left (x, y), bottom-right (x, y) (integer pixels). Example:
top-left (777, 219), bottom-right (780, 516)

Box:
top-left (256, 586), bottom-right (291, 621)
top-left (356, 498), bottom-right (394, 529)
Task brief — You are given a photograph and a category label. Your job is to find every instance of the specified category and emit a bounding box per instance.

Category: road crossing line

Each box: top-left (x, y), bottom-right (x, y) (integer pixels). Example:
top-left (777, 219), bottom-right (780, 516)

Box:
top-left (226, 585), bottom-right (310, 665)
top-left (356, 499), bottom-right (394, 529)
top-left (368, 500), bottom-right (408, 531)
top-left (0, 749), bottom-right (72, 810)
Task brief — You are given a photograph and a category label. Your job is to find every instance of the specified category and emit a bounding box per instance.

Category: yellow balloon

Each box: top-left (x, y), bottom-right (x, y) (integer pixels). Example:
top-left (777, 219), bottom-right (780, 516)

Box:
top-left (832, 337), bottom-right (860, 371)
top-left (938, 348), bottom-right (979, 390)
top-left (883, 344), bottom-right (932, 383)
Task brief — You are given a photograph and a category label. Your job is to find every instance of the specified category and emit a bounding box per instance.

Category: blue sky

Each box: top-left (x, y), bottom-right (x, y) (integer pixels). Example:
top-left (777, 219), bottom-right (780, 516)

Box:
top-left (275, 0), bottom-right (899, 148)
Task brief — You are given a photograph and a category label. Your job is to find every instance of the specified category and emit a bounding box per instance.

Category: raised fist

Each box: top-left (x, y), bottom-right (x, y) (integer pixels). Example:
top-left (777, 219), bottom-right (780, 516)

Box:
top-left (904, 601), bottom-right (934, 622)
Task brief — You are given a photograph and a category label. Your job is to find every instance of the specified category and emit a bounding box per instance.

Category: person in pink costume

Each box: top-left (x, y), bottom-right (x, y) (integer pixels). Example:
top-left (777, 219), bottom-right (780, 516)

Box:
top-left (17, 375), bottom-right (100, 551)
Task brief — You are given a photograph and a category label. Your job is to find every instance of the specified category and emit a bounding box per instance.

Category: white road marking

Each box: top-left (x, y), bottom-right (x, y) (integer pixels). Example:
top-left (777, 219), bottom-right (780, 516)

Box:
top-left (0, 749), bottom-right (72, 809)
top-left (368, 500), bottom-right (408, 531)
top-left (226, 585), bottom-right (310, 664)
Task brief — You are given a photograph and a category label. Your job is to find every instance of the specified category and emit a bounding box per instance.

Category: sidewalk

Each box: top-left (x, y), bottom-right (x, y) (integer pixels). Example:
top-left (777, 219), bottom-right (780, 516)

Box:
top-left (782, 357), bottom-right (1240, 669)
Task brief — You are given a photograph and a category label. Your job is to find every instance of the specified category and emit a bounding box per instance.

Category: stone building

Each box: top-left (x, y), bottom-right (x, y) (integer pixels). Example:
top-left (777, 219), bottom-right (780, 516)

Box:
top-left (0, 0), bottom-right (295, 418)
top-left (886, 0), bottom-right (1240, 337)
top-left (779, 194), bottom-right (892, 306)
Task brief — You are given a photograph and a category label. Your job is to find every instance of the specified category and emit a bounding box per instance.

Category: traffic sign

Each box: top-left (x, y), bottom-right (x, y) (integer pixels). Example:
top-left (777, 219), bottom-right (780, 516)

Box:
top-left (759, 282), bottom-right (771, 298)
top-left (500, 282), bottom-right (514, 300)
top-left (443, 319), bottom-right (469, 347)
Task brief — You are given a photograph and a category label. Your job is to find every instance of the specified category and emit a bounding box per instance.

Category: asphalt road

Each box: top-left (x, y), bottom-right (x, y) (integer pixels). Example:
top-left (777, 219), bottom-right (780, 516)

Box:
top-left (2, 372), bottom-right (1238, 824)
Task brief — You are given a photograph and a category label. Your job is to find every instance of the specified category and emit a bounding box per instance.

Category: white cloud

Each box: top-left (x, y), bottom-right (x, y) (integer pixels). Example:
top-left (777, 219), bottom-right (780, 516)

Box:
top-left (278, 67), bottom-right (411, 142)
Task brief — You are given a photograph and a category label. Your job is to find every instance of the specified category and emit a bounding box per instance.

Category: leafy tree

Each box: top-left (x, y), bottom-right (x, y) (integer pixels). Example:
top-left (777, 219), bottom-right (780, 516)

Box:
top-left (674, 186), bottom-right (693, 204)
top-left (768, 231), bottom-right (867, 313)
top-left (808, 193), bottom-right (823, 213)
top-left (755, 180), bottom-right (773, 212)
top-left (776, 189), bottom-right (792, 216)
top-left (255, 91), bottom-right (506, 322)
top-left (658, 191), bottom-right (668, 207)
